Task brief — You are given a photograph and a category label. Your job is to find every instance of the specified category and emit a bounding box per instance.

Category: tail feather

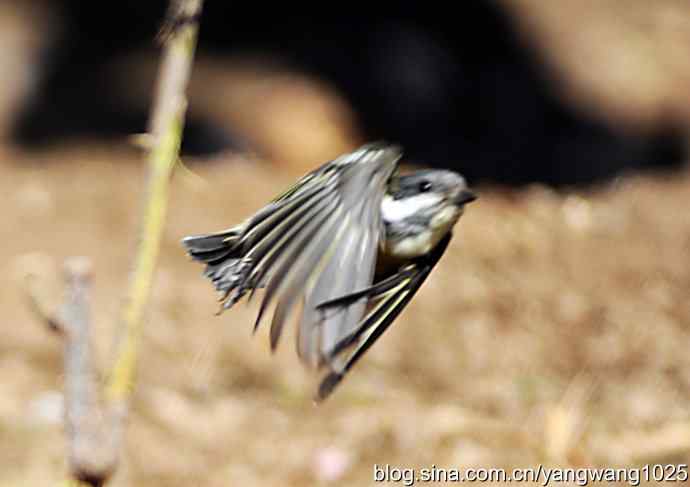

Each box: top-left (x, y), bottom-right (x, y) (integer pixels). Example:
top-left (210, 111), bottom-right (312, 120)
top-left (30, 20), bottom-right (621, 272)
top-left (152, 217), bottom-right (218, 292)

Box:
top-left (182, 229), bottom-right (252, 308)
top-left (189, 246), bottom-right (235, 265)
top-left (182, 229), bottom-right (240, 262)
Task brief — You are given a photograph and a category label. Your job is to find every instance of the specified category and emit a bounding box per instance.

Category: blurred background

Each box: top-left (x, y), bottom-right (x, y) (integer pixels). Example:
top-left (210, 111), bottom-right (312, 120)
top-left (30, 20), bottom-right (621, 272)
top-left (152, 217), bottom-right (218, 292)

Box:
top-left (3, 0), bottom-right (690, 485)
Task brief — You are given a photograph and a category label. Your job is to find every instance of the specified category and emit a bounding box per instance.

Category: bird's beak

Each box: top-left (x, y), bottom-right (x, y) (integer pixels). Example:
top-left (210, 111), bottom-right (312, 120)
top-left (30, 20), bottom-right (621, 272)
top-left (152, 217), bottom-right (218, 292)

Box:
top-left (454, 189), bottom-right (477, 206)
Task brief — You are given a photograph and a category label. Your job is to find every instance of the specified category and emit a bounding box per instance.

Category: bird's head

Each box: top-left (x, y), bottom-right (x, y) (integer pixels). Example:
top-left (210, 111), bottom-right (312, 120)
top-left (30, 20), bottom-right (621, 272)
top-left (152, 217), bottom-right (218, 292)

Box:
top-left (384, 169), bottom-right (476, 226)
top-left (381, 169), bottom-right (476, 258)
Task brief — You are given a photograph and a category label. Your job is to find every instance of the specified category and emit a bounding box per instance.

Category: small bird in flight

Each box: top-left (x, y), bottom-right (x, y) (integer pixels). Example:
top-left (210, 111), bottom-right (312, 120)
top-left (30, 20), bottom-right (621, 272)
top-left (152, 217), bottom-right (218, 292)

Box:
top-left (182, 143), bottom-right (476, 401)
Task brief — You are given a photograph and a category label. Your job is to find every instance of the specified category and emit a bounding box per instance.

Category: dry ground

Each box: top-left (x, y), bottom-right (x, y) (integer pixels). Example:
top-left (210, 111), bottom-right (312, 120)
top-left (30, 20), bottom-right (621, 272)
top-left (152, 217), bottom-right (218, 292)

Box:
top-left (1, 142), bottom-right (690, 486)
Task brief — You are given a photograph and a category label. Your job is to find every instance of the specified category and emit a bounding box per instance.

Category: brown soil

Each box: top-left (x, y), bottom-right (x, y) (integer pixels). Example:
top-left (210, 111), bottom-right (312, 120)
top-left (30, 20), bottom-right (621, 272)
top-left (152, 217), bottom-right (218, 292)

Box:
top-left (2, 142), bottom-right (690, 485)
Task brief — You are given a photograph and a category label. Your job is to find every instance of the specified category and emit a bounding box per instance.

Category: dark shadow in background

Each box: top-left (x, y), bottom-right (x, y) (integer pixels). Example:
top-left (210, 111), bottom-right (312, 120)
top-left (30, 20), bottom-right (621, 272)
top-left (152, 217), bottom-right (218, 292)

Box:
top-left (12, 0), bottom-right (687, 186)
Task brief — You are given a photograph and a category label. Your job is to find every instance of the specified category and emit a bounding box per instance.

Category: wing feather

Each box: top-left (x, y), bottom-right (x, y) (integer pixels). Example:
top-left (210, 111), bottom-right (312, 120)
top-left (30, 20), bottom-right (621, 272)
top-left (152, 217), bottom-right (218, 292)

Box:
top-left (265, 209), bottom-right (349, 347)
top-left (240, 170), bottom-right (337, 250)
top-left (248, 145), bottom-right (400, 354)
top-left (253, 193), bottom-right (341, 330)
top-left (315, 233), bottom-right (452, 401)
top-left (185, 144), bottom-right (403, 382)
top-left (246, 188), bottom-right (339, 303)
top-left (296, 148), bottom-right (398, 366)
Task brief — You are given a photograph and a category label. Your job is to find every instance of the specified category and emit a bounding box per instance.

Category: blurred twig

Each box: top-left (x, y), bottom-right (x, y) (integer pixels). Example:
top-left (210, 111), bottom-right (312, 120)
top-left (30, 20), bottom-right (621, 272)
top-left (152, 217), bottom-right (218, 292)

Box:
top-left (25, 271), bottom-right (63, 334)
top-left (23, 1), bottom-right (203, 485)
top-left (61, 259), bottom-right (120, 487)
top-left (25, 258), bottom-right (118, 486)
top-left (106, 0), bottom-right (202, 403)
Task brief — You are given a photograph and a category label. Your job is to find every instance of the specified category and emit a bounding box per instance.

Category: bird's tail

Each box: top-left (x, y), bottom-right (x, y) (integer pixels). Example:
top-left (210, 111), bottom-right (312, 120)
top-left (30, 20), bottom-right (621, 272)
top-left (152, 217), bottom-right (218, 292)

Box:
top-left (182, 228), bottom-right (252, 309)
top-left (182, 229), bottom-right (240, 264)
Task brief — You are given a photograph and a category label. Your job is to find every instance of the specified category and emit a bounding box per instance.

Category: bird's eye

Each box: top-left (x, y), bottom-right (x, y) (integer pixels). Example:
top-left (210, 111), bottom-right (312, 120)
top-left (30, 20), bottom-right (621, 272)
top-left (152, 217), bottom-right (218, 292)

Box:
top-left (418, 181), bottom-right (432, 192)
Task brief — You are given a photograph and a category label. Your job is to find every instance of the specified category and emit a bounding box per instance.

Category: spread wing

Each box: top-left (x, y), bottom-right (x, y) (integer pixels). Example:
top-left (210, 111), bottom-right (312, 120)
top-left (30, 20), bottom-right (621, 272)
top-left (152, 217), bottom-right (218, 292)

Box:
top-left (183, 143), bottom-right (401, 369)
top-left (314, 233), bottom-right (452, 401)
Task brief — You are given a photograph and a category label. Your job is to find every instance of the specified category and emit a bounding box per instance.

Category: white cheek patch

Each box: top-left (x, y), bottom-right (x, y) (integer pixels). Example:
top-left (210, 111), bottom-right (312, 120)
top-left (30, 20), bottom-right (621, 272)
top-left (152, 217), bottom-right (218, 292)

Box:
top-left (381, 193), bottom-right (442, 222)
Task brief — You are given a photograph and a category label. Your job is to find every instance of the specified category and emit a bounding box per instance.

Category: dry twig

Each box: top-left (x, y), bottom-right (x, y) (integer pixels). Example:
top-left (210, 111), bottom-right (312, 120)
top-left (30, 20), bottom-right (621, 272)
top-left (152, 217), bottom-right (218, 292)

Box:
top-left (106, 0), bottom-right (203, 407)
top-left (26, 258), bottom-right (118, 486)
top-left (24, 1), bottom-right (203, 485)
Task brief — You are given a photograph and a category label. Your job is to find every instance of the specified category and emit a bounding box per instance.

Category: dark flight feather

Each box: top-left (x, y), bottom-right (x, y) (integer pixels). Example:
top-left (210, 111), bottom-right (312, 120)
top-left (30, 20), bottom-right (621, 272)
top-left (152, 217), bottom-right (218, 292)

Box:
top-left (183, 144), bottom-right (415, 399)
top-left (315, 233), bottom-right (452, 401)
